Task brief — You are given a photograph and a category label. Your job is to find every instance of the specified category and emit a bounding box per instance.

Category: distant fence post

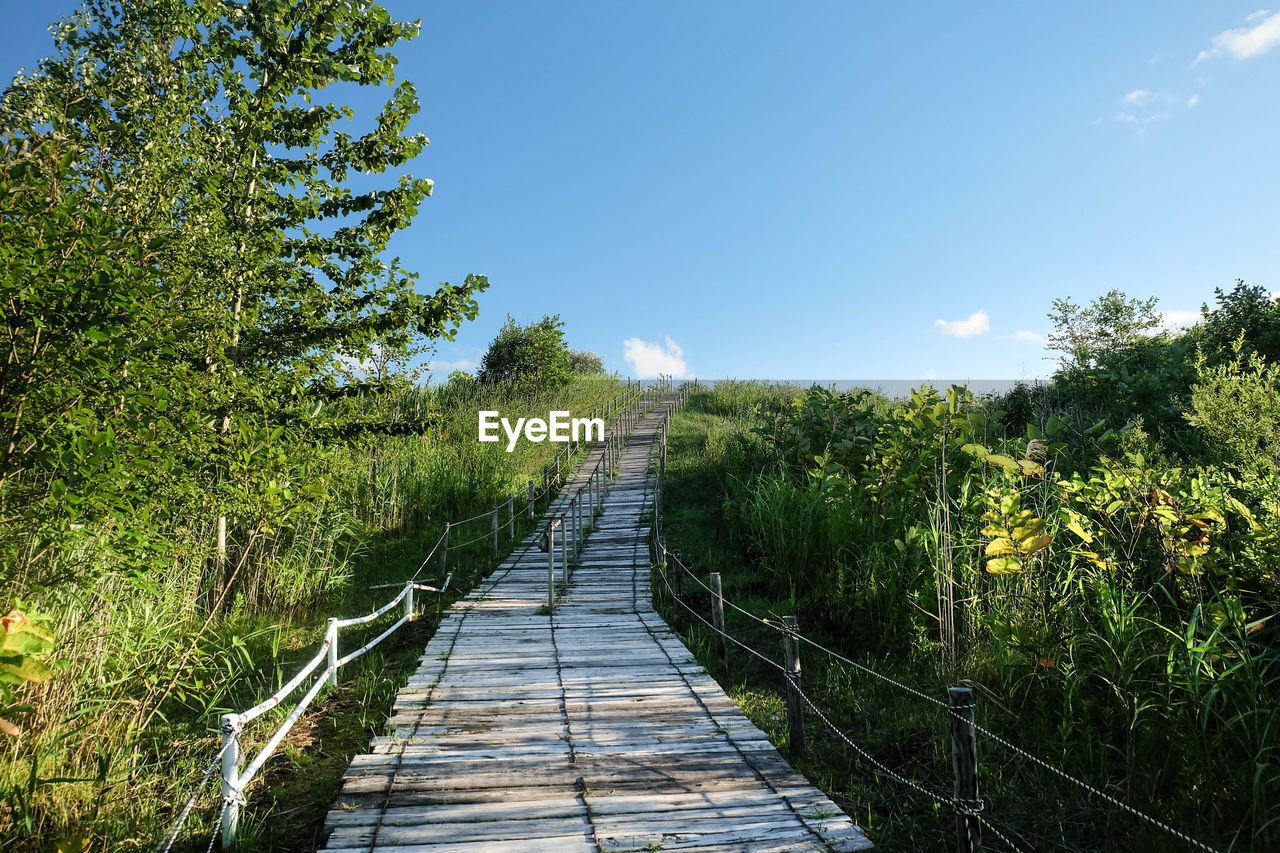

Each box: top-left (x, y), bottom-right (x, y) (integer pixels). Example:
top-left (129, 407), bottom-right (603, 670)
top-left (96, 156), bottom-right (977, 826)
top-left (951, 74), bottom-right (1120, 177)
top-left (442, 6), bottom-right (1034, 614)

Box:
top-left (949, 686), bottom-right (982, 853)
top-left (710, 572), bottom-right (726, 668)
top-left (507, 495), bottom-right (515, 540)
top-left (560, 512), bottom-right (568, 583)
top-left (219, 713), bottom-right (242, 851)
top-left (528, 481), bottom-right (535, 519)
top-left (490, 506), bottom-right (499, 560)
top-left (783, 615), bottom-right (804, 757)
top-left (546, 521), bottom-right (555, 610)
top-left (440, 522), bottom-right (450, 580)
top-left (568, 497), bottom-right (578, 567)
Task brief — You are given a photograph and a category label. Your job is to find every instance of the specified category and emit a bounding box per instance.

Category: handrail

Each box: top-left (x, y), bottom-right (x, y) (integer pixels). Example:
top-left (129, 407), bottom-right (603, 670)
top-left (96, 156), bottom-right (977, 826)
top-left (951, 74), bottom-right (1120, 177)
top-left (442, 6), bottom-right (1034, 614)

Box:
top-left (159, 381), bottom-right (657, 852)
top-left (646, 379), bottom-right (1219, 853)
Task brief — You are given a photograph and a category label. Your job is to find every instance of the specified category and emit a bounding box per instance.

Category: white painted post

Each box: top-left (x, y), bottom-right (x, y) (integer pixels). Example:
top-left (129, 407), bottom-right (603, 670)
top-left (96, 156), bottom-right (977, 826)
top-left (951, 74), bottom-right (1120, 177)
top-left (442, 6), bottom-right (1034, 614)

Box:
top-left (326, 618), bottom-right (338, 687)
top-left (405, 580), bottom-right (414, 621)
top-left (220, 713), bottom-right (242, 851)
top-left (440, 521), bottom-right (450, 580)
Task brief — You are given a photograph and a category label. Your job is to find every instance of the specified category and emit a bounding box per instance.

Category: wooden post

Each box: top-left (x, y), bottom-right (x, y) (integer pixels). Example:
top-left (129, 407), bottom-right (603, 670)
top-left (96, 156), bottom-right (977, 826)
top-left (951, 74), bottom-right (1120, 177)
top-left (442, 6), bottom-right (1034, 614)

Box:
top-left (546, 521), bottom-right (555, 610)
top-left (710, 572), bottom-right (726, 668)
top-left (568, 497), bottom-right (577, 567)
top-left (219, 714), bottom-right (242, 851)
top-left (543, 468), bottom-right (549, 497)
top-left (216, 515), bottom-right (227, 564)
top-left (507, 496), bottom-right (515, 540)
top-left (405, 579), bottom-right (415, 621)
top-left (527, 481), bottom-right (535, 519)
top-left (555, 452), bottom-right (561, 483)
top-left (783, 615), bottom-right (804, 757)
top-left (490, 506), bottom-right (499, 560)
top-left (560, 512), bottom-right (568, 583)
top-left (439, 522), bottom-right (450, 580)
top-left (949, 686), bottom-right (982, 853)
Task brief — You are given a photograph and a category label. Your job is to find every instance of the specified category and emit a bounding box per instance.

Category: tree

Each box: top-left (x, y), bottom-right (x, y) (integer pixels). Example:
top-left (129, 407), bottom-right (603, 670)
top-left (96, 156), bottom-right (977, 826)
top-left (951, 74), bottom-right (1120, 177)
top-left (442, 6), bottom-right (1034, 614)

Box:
top-left (569, 349), bottom-right (604, 374)
top-left (1199, 279), bottom-right (1280, 365)
top-left (0, 0), bottom-right (487, 586)
top-left (1047, 290), bottom-right (1162, 370)
top-left (477, 315), bottom-right (572, 392)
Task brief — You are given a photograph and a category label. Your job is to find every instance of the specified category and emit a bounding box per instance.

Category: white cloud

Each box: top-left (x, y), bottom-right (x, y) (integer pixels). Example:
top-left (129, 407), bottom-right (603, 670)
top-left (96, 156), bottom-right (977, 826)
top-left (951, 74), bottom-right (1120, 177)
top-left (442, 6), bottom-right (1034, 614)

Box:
top-left (1011, 330), bottom-right (1046, 344)
top-left (1196, 10), bottom-right (1280, 63)
top-left (1187, 93), bottom-right (1200, 108)
top-left (1158, 310), bottom-right (1201, 332)
top-left (623, 336), bottom-right (689, 378)
top-left (428, 358), bottom-right (477, 373)
top-left (1113, 90), bottom-right (1176, 134)
top-left (934, 310), bottom-right (990, 339)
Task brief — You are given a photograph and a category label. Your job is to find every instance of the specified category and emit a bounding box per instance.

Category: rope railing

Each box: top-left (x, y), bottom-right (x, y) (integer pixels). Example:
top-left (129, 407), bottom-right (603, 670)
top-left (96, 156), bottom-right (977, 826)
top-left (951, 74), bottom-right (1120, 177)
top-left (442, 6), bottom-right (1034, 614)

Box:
top-left (538, 377), bottom-right (678, 609)
top-left (158, 380), bottom-right (658, 852)
top-left (647, 390), bottom-right (1221, 853)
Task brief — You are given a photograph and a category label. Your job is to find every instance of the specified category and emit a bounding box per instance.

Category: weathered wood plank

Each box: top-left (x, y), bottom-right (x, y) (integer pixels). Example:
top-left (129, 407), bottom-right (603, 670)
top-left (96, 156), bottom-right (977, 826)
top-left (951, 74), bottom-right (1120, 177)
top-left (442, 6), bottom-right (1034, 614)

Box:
top-left (321, 396), bottom-right (873, 851)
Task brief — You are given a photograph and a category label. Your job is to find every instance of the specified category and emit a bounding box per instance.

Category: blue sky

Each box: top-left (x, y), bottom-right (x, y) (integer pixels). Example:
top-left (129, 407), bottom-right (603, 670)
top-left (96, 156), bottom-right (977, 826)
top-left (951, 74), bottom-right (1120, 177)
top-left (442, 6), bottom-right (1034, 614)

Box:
top-left (3, 3), bottom-right (1278, 379)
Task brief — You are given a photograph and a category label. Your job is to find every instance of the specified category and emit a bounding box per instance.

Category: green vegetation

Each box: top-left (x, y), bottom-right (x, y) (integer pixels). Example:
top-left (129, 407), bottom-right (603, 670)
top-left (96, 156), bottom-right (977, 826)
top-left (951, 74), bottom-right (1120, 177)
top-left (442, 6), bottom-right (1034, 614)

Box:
top-left (0, 2), bottom-right (622, 849)
top-left (1, 374), bottom-right (621, 851)
top-left (477, 314), bottom-right (574, 392)
top-left (656, 286), bottom-right (1280, 852)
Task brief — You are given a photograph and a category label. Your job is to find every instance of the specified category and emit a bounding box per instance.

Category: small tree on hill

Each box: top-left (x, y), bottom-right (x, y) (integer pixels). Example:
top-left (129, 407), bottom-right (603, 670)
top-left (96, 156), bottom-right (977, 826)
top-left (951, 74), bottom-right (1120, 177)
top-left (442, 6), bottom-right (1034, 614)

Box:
top-left (1200, 279), bottom-right (1280, 365)
top-left (1047, 290), bottom-right (1161, 370)
top-left (569, 349), bottom-right (604, 374)
top-left (477, 315), bottom-right (572, 393)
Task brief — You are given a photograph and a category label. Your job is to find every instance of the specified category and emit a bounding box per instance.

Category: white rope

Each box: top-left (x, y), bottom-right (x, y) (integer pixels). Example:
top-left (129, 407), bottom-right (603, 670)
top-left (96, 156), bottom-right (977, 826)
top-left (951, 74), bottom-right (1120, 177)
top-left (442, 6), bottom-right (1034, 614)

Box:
top-left (239, 638), bottom-right (332, 724)
top-left (331, 584), bottom-right (409, 628)
top-left (154, 736), bottom-right (235, 853)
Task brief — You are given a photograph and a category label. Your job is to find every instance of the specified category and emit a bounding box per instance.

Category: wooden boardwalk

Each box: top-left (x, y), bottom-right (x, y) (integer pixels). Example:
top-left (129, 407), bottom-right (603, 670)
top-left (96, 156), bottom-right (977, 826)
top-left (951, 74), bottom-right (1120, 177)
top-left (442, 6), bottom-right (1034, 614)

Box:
top-left (321, 397), bottom-right (873, 852)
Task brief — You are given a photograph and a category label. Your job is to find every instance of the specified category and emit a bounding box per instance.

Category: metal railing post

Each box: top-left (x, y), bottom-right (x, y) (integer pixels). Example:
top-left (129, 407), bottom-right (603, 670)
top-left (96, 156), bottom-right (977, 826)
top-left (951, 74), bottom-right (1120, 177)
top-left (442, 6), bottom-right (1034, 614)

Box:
top-left (219, 713), bottom-right (242, 851)
top-left (950, 686), bottom-right (982, 853)
top-left (783, 615), bottom-right (804, 757)
top-left (710, 572), bottom-right (726, 668)
top-left (326, 618), bottom-right (338, 687)
top-left (439, 522), bottom-right (450, 580)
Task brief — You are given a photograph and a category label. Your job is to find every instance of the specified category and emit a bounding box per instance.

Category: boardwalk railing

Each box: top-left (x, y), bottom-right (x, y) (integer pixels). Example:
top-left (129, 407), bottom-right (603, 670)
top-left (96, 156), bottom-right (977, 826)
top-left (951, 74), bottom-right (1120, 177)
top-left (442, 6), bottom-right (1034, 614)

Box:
top-left (647, 393), bottom-right (1221, 853)
top-left (155, 378), bottom-right (678, 853)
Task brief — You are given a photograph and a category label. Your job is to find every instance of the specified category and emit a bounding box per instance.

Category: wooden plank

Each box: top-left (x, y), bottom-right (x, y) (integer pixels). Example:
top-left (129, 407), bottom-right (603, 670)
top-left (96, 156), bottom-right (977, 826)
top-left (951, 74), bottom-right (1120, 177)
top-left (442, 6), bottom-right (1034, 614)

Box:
top-left (320, 395), bottom-right (873, 851)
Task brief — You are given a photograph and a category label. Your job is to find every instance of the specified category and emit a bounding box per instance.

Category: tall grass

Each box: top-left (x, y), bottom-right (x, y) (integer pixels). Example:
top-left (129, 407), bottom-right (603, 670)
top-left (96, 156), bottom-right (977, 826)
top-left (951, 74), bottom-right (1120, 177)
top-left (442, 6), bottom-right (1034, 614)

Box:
top-left (0, 375), bottom-right (622, 851)
top-left (659, 381), bottom-right (1280, 851)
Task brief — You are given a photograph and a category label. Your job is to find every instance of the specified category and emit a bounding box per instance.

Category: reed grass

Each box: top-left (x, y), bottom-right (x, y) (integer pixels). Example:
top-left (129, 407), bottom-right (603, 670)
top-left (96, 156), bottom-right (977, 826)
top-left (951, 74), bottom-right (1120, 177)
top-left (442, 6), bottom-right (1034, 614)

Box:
top-left (0, 375), bottom-right (622, 851)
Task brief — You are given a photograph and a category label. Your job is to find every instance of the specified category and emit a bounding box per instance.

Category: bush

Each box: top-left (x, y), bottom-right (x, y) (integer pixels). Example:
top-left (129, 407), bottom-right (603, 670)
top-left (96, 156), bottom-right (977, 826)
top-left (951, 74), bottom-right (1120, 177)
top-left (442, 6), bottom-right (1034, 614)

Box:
top-left (476, 315), bottom-right (572, 392)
